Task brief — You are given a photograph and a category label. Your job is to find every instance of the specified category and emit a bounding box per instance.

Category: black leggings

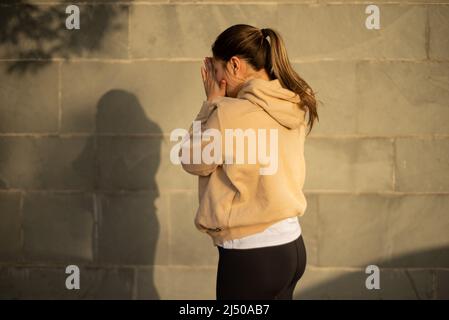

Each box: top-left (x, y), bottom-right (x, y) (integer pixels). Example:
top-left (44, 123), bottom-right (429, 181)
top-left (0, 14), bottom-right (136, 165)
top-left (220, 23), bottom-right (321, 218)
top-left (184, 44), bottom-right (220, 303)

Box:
top-left (216, 234), bottom-right (307, 300)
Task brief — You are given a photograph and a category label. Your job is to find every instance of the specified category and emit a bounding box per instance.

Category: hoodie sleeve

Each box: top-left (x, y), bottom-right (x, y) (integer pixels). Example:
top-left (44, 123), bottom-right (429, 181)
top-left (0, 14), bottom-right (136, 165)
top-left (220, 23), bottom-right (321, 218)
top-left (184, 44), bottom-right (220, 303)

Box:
top-left (178, 99), bottom-right (223, 176)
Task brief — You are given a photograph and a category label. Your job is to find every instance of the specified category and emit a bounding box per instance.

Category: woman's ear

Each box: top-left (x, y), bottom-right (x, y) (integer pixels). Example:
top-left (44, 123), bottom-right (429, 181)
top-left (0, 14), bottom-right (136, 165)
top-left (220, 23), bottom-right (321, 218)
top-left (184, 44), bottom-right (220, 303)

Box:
top-left (229, 56), bottom-right (238, 74)
top-left (231, 63), bottom-right (238, 75)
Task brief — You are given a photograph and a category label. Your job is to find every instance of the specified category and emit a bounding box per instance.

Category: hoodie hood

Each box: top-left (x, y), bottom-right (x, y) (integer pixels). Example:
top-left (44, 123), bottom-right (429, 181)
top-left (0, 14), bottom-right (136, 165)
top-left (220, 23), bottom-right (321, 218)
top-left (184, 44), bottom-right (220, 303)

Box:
top-left (236, 78), bottom-right (306, 129)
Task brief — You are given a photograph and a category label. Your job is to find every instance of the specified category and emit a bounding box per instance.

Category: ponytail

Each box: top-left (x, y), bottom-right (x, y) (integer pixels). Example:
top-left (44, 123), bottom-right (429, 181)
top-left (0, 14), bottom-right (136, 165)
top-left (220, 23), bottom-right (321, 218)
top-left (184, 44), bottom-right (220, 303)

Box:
top-left (262, 27), bottom-right (319, 136)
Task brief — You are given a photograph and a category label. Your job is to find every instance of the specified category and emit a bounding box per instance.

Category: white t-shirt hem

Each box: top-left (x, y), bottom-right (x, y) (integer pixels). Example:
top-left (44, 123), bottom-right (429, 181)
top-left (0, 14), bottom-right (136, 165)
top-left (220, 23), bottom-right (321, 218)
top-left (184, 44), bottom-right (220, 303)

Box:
top-left (217, 217), bottom-right (302, 249)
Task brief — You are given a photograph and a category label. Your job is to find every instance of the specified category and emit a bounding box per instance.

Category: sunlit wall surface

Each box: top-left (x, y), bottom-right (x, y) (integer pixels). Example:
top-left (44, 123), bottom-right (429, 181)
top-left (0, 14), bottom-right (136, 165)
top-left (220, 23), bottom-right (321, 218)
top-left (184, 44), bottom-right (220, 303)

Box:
top-left (0, 0), bottom-right (448, 300)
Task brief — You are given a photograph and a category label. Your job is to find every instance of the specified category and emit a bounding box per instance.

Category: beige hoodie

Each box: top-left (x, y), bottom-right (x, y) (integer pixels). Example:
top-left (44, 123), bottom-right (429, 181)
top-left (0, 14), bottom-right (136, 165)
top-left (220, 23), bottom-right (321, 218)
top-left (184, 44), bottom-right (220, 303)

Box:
top-left (179, 77), bottom-right (308, 246)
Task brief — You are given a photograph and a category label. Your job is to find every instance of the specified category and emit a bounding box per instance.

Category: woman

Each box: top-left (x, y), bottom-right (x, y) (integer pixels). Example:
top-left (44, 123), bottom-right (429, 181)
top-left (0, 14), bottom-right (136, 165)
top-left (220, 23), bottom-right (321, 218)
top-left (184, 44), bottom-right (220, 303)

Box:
top-left (179, 24), bottom-right (319, 300)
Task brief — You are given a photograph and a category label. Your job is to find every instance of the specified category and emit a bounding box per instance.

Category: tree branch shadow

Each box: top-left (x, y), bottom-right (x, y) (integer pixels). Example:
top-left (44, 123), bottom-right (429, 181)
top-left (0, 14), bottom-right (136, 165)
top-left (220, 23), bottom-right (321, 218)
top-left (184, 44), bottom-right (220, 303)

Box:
top-left (0, 0), bottom-right (130, 75)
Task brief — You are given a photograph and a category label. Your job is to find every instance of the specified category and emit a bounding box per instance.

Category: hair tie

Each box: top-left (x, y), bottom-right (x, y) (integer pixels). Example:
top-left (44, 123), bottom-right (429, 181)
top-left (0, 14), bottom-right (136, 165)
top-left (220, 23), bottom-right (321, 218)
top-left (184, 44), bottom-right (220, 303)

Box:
top-left (261, 28), bottom-right (268, 38)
